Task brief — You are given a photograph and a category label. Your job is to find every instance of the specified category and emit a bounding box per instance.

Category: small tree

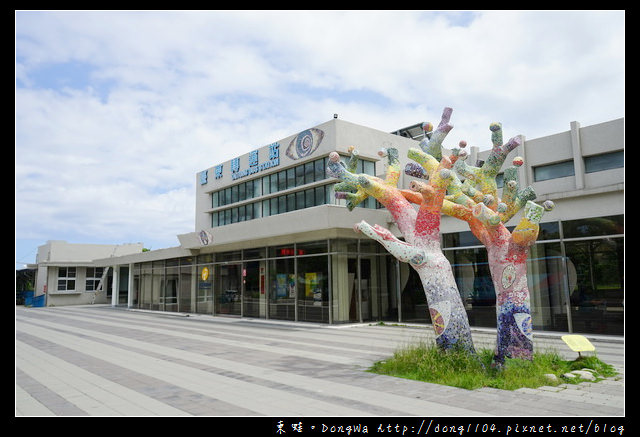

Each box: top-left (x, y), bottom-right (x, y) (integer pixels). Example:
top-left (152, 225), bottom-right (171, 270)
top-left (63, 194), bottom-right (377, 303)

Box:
top-left (327, 109), bottom-right (476, 354)
top-left (405, 107), bottom-right (554, 366)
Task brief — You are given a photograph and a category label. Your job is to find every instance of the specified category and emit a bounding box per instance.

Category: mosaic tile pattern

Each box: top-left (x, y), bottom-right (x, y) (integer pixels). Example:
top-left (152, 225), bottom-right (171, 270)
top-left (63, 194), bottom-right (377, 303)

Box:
top-left (329, 106), bottom-right (555, 366)
top-left (327, 111), bottom-right (475, 354)
top-left (441, 108), bottom-right (554, 366)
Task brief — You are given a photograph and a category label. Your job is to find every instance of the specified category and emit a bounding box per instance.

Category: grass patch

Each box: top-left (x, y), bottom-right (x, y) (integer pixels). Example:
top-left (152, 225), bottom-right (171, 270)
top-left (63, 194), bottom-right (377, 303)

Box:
top-left (368, 342), bottom-right (617, 391)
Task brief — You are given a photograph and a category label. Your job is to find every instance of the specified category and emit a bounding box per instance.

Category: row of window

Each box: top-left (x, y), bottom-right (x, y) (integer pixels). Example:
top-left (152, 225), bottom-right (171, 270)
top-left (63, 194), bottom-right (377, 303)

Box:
top-left (533, 150), bottom-right (623, 182)
top-left (211, 156), bottom-right (376, 208)
top-left (56, 267), bottom-right (104, 292)
top-left (442, 214), bottom-right (623, 248)
top-left (211, 183), bottom-right (379, 227)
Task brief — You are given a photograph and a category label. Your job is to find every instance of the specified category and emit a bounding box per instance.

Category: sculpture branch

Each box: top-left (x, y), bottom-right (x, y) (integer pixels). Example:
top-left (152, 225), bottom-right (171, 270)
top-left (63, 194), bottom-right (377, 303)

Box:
top-left (405, 108), bottom-right (555, 366)
top-left (329, 144), bottom-right (476, 353)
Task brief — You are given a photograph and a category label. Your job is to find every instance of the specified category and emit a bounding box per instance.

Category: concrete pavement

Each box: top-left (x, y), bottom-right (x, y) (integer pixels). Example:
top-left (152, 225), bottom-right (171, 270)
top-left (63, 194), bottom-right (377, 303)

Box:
top-left (16, 305), bottom-right (624, 420)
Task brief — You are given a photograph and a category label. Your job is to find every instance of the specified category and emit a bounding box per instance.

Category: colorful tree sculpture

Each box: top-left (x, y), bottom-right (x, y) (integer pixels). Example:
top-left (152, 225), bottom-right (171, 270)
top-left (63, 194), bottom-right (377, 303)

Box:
top-left (406, 107), bottom-right (554, 366)
top-left (326, 110), bottom-right (476, 354)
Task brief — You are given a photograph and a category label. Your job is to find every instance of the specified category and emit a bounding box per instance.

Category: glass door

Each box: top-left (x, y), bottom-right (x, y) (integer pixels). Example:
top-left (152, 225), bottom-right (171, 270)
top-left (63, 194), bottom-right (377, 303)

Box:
top-left (196, 264), bottom-right (213, 314)
top-left (243, 261), bottom-right (264, 318)
top-left (215, 263), bottom-right (242, 316)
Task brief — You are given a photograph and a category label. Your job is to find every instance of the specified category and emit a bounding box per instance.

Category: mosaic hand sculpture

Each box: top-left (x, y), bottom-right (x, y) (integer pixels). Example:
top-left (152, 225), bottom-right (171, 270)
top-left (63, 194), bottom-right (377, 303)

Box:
top-left (409, 107), bottom-right (554, 365)
top-left (327, 113), bottom-right (476, 354)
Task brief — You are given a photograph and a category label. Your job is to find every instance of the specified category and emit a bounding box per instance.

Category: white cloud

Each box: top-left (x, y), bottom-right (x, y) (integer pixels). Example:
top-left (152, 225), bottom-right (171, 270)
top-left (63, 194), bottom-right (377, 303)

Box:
top-left (15, 10), bottom-right (625, 266)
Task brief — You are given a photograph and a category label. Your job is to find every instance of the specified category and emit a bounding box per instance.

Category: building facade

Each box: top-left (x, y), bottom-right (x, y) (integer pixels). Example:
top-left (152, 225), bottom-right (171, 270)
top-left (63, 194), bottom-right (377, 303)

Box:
top-left (28, 116), bottom-right (624, 336)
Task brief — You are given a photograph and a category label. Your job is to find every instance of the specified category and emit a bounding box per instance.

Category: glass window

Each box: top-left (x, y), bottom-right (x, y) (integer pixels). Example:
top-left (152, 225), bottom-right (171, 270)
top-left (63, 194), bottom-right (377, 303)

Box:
top-left (296, 190), bottom-right (305, 210)
top-left (57, 267), bottom-right (76, 292)
top-left (325, 184), bottom-right (333, 205)
top-left (442, 248), bottom-right (494, 327)
top-left (533, 160), bottom-right (575, 182)
top-left (359, 240), bottom-right (380, 254)
top-left (85, 267), bottom-right (104, 291)
top-left (287, 168), bottom-right (296, 189)
top-left (231, 207), bottom-right (238, 223)
top-left (537, 221), bottom-right (560, 240)
top-left (238, 204), bottom-right (246, 222)
top-left (269, 257), bottom-right (295, 321)
top-left (245, 203), bottom-right (254, 221)
top-left (270, 244), bottom-right (298, 257)
top-left (562, 215), bottom-right (623, 238)
top-left (297, 254), bottom-right (329, 323)
top-left (584, 151), bottom-right (624, 173)
top-left (315, 185), bottom-right (325, 206)
top-left (231, 184), bottom-right (239, 204)
top-left (304, 161), bottom-right (315, 184)
top-left (212, 191), bottom-right (219, 208)
top-left (270, 197), bottom-right (279, 216)
top-left (196, 264), bottom-right (213, 314)
top-left (296, 164), bottom-right (305, 186)
top-left (363, 159), bottom-right (375, 176)
top-left (262, 199), bottom-right (270, 217)
top-left (287, 193), bottom-right (296, 212)
top-left (196, 254), bottom-right (214, 264)
top-left (314, 158), bottom-right (326, 181)
top-left (219, 250), bottom-right (242, 261)
top-left (139, 263), bottom-right (153, 310)
top-left (442, 230), bottom-right (483, 248)
top-left (238, 182), bottom-right (246, 201)
top-left (270, 173), bottom-right (279, 194)
top-left (224, 187), bottom-right (232, 205)
top-left (297, 240), bottom-right (328, 255)
top-left (278, 195), bottom-right (287, 214)
top-left (253, 178), bottom-right (262, 198)
top-left (211, 211), bottom-right (218, 227)
top-left (565, 237), bottom-right (623, 335)
top-left (243, 247), bottom-right (265, 259)
top-left (262, 175), bottom-right (270, 195)
top-left (305, 188), bottom-right (315, 208)
top-left (224, 208), bottom-right (231, 225)
top-left (278, 170), bottom-right (287, 191)
top-left (254, 201), bottom-right (262, 219)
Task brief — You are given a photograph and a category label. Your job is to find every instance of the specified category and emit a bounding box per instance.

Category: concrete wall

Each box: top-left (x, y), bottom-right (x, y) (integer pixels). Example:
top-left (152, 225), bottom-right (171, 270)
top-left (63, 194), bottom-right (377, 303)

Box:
top-left (194, 117), bottom-right (420, 233)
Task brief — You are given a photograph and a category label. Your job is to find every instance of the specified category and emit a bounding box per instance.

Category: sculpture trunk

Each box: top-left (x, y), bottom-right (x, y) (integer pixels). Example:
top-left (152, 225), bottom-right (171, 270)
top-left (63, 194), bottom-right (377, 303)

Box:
top-left (485, 230), bottom-right (534, 365)
top-left (415, 251), bottom-right (476, 353)
top-left (355, 221), bottom-right (475, 353)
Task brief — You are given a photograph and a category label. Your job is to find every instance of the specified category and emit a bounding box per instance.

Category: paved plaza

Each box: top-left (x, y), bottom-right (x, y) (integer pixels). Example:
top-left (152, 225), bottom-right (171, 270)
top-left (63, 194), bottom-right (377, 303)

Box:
top-left (16, 305), bottom-right (624, 420)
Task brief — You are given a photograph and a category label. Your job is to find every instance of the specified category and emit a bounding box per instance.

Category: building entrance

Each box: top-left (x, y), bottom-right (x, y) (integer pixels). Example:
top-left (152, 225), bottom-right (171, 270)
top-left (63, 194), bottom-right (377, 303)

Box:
top-left (215, 263), bottom-right (242, 315)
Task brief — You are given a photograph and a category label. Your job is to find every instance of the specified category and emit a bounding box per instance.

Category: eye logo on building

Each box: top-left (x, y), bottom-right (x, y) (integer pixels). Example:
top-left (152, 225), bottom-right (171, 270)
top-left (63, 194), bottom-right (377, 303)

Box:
top-left (286, 128), bottom-right (324, 160)
top-left (198, 230), bottom-right (213, 246)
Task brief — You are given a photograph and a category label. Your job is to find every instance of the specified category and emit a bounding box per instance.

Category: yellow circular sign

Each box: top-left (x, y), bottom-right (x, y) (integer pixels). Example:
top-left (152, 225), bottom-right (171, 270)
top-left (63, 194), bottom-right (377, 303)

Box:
top-left (201, 267), bottom-right (209, 281)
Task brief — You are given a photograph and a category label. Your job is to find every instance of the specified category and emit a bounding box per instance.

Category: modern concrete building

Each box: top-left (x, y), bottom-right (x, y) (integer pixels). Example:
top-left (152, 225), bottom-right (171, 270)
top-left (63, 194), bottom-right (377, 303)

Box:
top-left (30, 240), bottom-right (144, 306)
top-left (26, 115), bottom-right (624, 336)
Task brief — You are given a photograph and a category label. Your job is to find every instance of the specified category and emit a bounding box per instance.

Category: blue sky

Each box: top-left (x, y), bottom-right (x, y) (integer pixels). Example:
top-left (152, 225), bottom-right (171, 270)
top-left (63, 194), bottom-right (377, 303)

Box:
top-left (15, 10), bottom-right (625, 269)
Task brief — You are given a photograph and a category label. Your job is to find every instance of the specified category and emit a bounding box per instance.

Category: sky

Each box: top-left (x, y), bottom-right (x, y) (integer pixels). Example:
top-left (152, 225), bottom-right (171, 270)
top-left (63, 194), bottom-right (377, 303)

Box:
top-left (15, 10), bottom-right (625, 269)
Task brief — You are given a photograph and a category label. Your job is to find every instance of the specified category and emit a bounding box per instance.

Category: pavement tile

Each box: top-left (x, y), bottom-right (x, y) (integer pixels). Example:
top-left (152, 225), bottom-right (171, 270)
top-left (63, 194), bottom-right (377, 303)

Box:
top-left (15, 305), bottom-right (624, 419)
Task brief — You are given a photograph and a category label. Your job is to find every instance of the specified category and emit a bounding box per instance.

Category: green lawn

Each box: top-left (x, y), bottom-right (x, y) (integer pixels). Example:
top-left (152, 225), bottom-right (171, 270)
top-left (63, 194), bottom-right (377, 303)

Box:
top-left (368, 342), bottom-right (617, 391)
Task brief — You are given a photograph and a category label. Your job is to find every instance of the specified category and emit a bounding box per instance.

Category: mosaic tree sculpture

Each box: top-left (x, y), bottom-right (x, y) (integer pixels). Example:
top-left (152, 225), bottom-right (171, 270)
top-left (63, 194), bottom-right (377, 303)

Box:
top-left (405, 107), bottom-right (554, 366)
top-left (326, 111), bottom-right (476, 354)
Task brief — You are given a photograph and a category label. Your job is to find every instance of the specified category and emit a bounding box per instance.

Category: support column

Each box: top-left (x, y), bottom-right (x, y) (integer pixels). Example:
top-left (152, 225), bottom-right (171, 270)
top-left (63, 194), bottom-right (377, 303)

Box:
top-left (570, 121), bottom-right (585, 190)
top-left (127, 263), bottom-right (135, 308)
top-left (111, 265), bottom-right (118, 306)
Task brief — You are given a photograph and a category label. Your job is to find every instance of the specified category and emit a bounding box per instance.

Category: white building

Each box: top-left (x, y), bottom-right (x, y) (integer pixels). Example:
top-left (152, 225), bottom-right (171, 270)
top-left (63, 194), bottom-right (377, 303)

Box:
top-left (27, 116), bottom-right (624, 336)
